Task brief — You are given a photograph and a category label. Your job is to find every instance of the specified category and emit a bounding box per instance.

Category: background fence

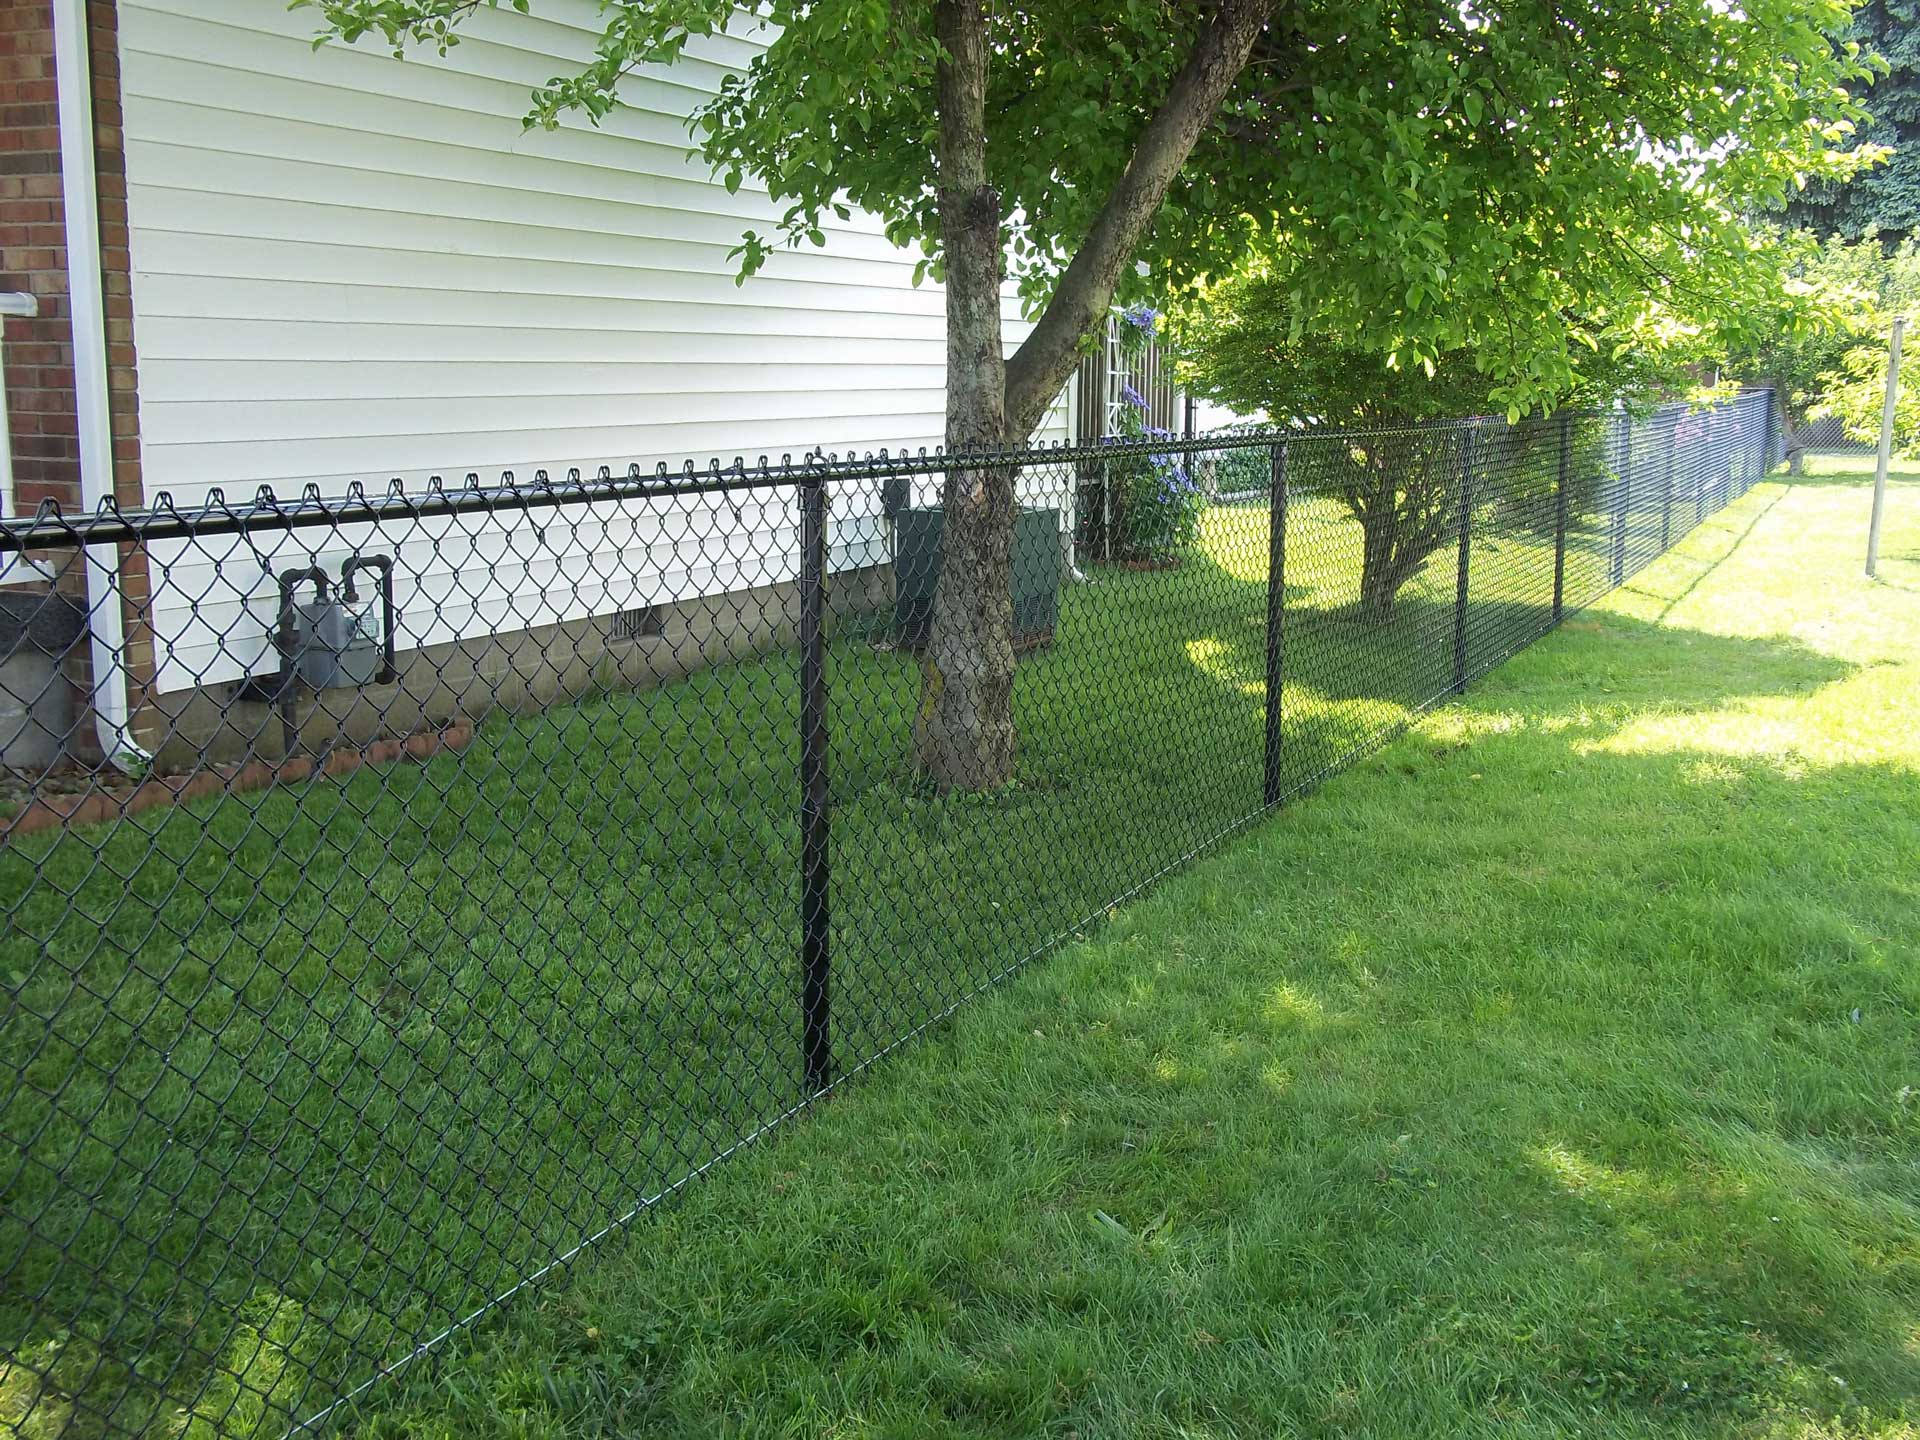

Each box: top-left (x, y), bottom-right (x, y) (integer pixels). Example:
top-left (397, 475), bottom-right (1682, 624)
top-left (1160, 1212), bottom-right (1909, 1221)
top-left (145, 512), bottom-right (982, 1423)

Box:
top-left (0, 389), bottom-right (1776, 1437)
top-left (1793, 411), bottom-right (1876, 457)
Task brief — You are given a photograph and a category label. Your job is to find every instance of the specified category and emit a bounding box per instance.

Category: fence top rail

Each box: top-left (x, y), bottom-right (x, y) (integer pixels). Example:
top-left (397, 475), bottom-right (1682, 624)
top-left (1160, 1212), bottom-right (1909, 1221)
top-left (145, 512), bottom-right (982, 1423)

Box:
top-left (0, 393), bottom-right (1767, 553)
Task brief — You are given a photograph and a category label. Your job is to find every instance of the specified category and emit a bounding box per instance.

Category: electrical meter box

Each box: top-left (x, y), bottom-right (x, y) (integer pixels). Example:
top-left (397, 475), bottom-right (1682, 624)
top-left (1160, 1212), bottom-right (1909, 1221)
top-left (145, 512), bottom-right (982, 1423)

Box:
top-left (290, 595), bottom-right (387, 689)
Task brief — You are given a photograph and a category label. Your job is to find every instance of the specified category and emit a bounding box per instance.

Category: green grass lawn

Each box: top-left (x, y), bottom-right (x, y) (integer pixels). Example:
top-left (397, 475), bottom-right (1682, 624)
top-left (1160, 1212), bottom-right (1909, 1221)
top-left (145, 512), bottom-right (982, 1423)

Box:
top-left (323, 456), bottom-right (1918, 1438)
top-left (0, 434), bottom-right (1782, 1437)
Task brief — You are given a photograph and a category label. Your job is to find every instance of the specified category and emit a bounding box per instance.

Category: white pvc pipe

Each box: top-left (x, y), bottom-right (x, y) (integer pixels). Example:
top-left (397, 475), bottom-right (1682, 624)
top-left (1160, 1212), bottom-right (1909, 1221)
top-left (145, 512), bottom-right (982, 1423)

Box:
top-left (54, 0), bottom-right (150, 770)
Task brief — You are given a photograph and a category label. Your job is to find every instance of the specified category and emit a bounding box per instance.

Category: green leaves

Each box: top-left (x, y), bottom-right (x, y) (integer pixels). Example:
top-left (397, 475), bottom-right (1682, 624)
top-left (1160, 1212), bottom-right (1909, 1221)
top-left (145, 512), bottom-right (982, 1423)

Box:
top-left (1722, 226), bottom-right (1920, 430)
top-left (301, 0), bottom-right (1876, 420)
top-left (1164, 256), bottom-right (1710, 435)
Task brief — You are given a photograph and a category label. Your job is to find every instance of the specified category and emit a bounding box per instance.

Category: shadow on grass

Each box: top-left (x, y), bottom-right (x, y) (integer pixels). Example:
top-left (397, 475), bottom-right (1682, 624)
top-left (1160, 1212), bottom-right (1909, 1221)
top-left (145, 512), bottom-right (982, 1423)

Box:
top-left (346, 654), bottom-right (1919, 1437)
top-left (1237, 735), bottom-right (1920, 1425)
top-left (1781, 464), bottom-right (1920, 488)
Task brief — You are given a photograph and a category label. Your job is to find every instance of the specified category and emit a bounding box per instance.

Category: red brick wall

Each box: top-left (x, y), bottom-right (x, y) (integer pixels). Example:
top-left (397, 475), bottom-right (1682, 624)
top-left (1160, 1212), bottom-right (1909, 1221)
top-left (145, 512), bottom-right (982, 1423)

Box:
top-left (89, 0), bottom-right (141, 514)
top-left (0, 0), bottom-right (143, 518)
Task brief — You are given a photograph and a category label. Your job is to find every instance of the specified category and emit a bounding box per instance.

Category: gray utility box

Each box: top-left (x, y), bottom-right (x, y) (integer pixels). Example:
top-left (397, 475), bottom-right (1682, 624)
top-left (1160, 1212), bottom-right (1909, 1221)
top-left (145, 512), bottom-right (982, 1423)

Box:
top-left (0, 591), bottom-right (85, 769)
top-left (289, 597), bottom-right (387, 689)
top-left (895, 506), bottom-right (1061, 652)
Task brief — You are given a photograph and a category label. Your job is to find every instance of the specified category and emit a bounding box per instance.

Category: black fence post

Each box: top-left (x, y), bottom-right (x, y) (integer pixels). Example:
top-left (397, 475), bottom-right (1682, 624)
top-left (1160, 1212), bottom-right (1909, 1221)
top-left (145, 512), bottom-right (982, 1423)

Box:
top-left (1101, 455), bottom-right (1113, 562)
top-left (1660, 411), bottom-right (1676, 553)
top-left (1552, 412), bottom-right (1571, 625)
top-left (1766, 386), bottom-right (1782, 475)
top-left (1609, 413), bottom-right (1630, 586)
top-left (798, 468), bottom-right (831, 1094)
top-left (1263, 440), bottom-right (1287, 807)
top-left (1730, 398), bottom-right (1743, 501)
top-left (1452, 424), bottom-right (1475, 694)
top-left (1696, 416), bottom-right (1709, 526)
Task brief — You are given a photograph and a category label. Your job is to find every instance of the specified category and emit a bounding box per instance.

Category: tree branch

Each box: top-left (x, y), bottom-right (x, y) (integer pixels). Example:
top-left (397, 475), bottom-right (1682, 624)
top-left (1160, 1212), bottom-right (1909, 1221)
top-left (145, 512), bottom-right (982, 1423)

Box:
top-left (1001, 0), bottom-right (1282, 438)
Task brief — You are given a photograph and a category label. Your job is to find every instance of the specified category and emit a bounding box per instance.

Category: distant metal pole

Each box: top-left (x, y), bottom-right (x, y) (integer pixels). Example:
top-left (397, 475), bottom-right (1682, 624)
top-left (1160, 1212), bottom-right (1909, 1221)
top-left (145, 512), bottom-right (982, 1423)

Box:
top-left (798, 469), bottom-right (831, 1093)
top-left (1263, 441), bottom-right (1287, 807)
top-left (1868, 315), bottom-right (1904, 579)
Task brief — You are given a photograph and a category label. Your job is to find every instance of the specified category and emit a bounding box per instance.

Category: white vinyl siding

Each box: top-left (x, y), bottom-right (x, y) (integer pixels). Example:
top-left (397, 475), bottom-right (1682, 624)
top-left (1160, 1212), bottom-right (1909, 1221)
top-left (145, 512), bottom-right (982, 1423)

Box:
top-left (120, 0), bottom-right (1066, 692)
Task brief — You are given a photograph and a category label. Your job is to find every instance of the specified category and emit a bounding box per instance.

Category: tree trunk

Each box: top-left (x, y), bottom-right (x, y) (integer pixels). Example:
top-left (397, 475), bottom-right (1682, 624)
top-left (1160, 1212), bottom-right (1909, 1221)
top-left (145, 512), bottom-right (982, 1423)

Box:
top-left (1354, 489), bottom-right (1452, 619)
top-left (1780, 395), bottom-right (1805, 476)
top-left (915, 0), bottom-right (1016, 790)
top-left (912, 0), bottom-right (1279, 789)
top-left (1001, 0), bottom-right (1280, 436)
top-left (1358, 512), bottom-right (1401, 619)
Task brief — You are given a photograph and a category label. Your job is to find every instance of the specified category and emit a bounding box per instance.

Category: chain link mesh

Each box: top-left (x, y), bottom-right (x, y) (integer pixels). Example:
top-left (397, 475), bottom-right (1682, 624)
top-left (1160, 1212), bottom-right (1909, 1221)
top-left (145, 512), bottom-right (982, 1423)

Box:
top-left (0, 389), bottom-right (1776, 1437)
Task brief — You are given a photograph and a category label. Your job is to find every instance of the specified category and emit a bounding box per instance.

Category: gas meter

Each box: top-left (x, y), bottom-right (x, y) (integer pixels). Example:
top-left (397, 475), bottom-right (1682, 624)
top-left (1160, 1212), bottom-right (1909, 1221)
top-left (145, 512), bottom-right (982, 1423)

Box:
top-left (251, 556), bottom-right (398, 694)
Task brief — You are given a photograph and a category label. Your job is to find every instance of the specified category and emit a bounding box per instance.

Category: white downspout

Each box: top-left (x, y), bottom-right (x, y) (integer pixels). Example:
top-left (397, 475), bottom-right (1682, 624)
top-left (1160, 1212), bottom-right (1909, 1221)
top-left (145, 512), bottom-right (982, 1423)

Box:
top-left (54, 0), bottom-right (150, 770)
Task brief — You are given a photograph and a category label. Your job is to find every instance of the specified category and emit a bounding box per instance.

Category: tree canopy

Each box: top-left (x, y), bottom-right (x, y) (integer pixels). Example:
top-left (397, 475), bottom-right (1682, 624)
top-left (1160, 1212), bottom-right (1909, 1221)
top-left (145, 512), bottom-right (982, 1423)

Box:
top-left (310, 0), bottom-right (1877, 423)
top-left (1719, 230), bottom-right (1891, 448)
top-left (1782, 234), bottom-right (1920, 450)
top-left (1162, 277), bottom-right (1653, 618)
top-left (1165, 269), bottom-right (1702, 429)
top-left (304, 0), bottom-right (1881, 790)
top-left (1711, 228), bottom-right (1920, 460)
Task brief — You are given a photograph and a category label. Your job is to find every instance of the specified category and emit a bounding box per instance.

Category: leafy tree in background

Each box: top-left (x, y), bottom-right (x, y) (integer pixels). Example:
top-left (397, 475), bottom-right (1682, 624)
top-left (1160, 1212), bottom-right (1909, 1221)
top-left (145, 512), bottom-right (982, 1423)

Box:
top-left (1802, 235), bottom-right (1920, 449)
top-left (1169, 274), bottom-right (1696, 616)
top-left (1816, 337), bottom-right (1920, 451)
top-left (1782, 0), bottom-right (1920, 242)
top-left (305, 0), bottom-right (1873, 789)
top-left (1723, 230), bottom-right (1920, 464)
top-left (1722, 230), bottom-right (1896, 469)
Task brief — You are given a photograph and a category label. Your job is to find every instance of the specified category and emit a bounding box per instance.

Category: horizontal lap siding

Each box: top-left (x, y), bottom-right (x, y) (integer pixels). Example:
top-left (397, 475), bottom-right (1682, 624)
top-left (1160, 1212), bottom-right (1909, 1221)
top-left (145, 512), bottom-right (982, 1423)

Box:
top-left (121, 0), bottom-right (1065, 693)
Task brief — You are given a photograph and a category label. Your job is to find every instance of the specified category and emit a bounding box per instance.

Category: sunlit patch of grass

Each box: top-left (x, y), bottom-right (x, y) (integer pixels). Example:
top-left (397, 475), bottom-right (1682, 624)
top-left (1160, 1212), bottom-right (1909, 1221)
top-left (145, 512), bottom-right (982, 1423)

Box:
top-left (0, 1355), bottom-right (73, 1440)
top-left (177, 1295), bottom-right (319, 1440)
top-left (1184, 635), bottom-right (1263, 695)
top-left (1261, 982), bottom-right (1326, 1027)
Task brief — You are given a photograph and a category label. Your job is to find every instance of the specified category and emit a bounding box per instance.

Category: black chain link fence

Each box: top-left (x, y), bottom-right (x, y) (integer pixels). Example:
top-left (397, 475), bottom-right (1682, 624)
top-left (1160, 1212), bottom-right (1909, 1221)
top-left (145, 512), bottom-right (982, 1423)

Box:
top-left (1793, 412), bottom-right (1875, 457)
top-left (0, 389), bottom-right (1777, 1437)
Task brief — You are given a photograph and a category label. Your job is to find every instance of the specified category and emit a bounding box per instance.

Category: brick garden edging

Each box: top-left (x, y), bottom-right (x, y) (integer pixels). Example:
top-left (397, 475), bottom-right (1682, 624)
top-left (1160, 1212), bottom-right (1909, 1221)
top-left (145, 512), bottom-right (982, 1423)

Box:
top-left (3, 720), bottom-right (474, 839)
